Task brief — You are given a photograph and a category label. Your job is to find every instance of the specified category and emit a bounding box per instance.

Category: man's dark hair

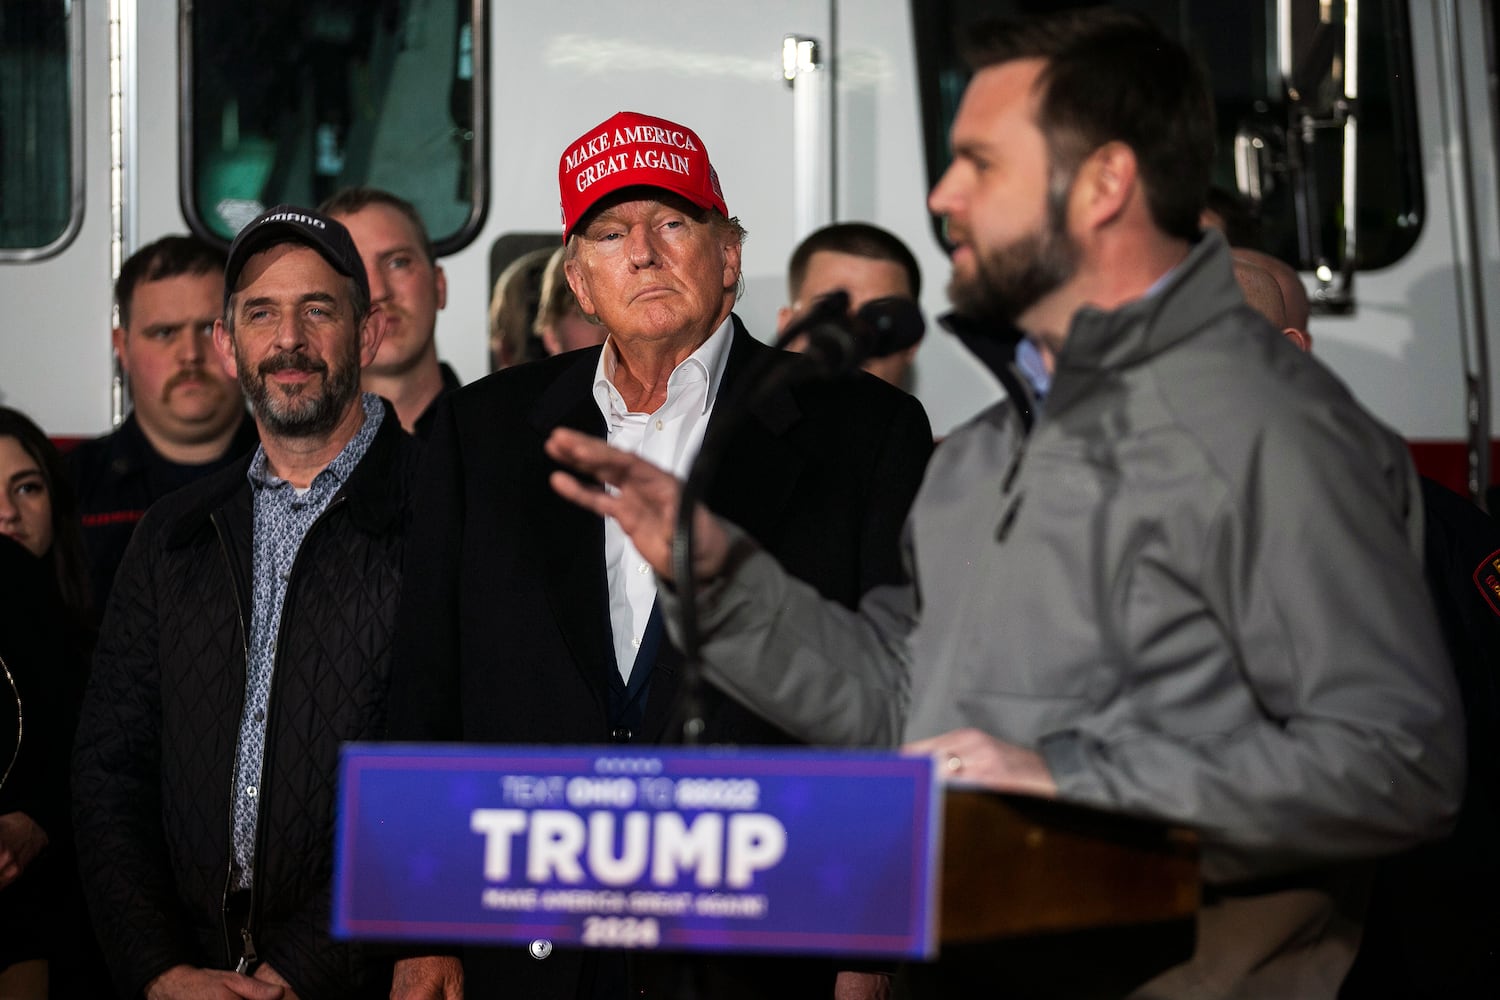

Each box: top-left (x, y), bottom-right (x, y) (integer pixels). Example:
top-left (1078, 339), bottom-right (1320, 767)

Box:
top-left (115, 236), bottom-right (227, 329)
top-left (787, 222), bottom-right (922, 301)
top-left (318, 186), bottom-right (436, 264)
top-left (962, 8), bottom-right (1215, 241)
top-left (1204, 185), bottom-right (1262, 247)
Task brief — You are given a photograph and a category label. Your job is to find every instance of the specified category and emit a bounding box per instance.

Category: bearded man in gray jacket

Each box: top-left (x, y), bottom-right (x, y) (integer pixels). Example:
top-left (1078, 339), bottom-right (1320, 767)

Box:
top-left (545, 9), bottom-right (1464, 998)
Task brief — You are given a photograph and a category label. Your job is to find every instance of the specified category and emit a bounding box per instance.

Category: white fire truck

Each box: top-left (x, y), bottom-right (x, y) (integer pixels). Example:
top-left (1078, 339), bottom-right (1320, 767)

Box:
top-left (1, 0), bottom-right (1495, 499)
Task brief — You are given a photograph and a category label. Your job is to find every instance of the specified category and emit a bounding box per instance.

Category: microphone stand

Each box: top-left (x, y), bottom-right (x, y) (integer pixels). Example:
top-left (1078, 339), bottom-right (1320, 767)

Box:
top-left (660, 310), bottom-right (866, 1000)
top-left (669, 315), bottom-right (862, 745)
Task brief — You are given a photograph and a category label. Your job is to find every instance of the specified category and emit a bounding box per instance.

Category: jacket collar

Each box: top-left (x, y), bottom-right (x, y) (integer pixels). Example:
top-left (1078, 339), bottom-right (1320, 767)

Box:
top-left (163, 398), bottom-right (410, 549)
top-left (527, 314), bottom-right (798, 438)
top-left (1049, 231), bottom-right (1242, 400)
top-left (106, 409), bottom-right (258, 478)
top-left (412, 363), bottom-right (464, 440)
top-left (714, 313), bottom-right (804, 436)
top-left (531, 345), bottom-right (608, 438)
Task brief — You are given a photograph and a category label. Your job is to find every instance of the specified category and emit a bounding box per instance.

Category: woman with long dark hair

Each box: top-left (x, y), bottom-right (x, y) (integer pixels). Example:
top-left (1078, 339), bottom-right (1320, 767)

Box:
top-left (0, 405), bottom-right (94, 999)
top-left (0, 407), bottom-right (92, 626)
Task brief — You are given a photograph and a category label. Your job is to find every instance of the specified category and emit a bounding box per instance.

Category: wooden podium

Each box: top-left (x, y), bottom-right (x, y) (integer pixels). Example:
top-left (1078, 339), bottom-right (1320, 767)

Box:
top-left (914, 789), bottom-right (1201, 998)
top-left (940, 789), bottom-right (1200, 941)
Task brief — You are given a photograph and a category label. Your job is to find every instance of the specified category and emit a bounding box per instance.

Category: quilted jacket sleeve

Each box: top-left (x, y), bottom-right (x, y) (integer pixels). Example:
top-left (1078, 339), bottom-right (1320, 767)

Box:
top-left (72, 514), bottom-right (202, 999)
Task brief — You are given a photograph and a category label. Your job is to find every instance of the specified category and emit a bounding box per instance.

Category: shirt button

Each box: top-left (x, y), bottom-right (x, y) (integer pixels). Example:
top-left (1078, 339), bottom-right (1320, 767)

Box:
top-left (636, 563), bottom-right (650, 575)
top-left (529, 939), bottom-right (553, 959)
top-left (655, 419), bottom-right (664, 431)
top-left (246, 785), bottom-right (258, 798)
top-left (254, 710), bottom-right (265, 722)
top-left (631, 636), bottom-right (641, 649)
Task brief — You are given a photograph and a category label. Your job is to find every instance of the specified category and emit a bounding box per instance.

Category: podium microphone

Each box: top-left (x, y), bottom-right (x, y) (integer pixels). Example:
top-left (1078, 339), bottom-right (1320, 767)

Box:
top-left (772, 290), bottom-right (856, 371)
top-left (772, 289), bottom-right (851, 349)
top-left (773, 291), bottom-right (926, 375)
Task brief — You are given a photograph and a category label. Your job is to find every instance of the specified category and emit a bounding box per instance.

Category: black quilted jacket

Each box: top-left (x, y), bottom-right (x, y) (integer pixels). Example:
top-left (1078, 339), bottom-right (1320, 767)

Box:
top-left (72, 408), bottom-right (416, 1000)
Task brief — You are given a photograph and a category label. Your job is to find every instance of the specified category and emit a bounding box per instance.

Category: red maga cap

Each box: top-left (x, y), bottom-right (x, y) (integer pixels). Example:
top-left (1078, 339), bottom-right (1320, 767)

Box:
top-left (558, 111), bottom-right (727, 240)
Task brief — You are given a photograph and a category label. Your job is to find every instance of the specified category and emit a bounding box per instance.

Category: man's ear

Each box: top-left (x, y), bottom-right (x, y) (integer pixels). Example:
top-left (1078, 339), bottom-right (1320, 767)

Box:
top-left (722, 239), bottom-right (743, 294)
top-left (564, 257), bottom-right (597, 317)
top-left (1073, 141), bottom-right (1138, 231)
top-left (359, 304), bottom-right (389, 367)
top-left (1282, 326), bottom-right (1314, 353)
top-left (434, 264), bottom-right (449, 312)
top-left (111, 326), bottom-right (129, 374)
top-left (775, 305), bottom-right (793, 335)
top-left (212, 319), bottom-right (239, 379)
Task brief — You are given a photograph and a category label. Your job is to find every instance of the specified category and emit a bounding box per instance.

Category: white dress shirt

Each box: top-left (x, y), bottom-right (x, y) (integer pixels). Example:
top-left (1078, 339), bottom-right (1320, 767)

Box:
top-left (590, 316), bottom-right (734, 683)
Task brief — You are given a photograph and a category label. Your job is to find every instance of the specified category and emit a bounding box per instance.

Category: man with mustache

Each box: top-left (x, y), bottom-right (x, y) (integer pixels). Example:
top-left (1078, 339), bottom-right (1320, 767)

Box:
top-left (67, 236), bottom-right (258, 611)
top-left (74, 206), bottom-right (430, 1000)
top-left (321, 188), bottom-right (458, 438)
top-left (546, 11), bottom-right (1464, 997)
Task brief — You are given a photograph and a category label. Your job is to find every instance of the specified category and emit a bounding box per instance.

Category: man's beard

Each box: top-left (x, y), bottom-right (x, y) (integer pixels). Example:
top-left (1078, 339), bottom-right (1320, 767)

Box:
top-left (947, 181), bottom-right (1079, 326)
top-left (239, 342), bottom-right (361, 439)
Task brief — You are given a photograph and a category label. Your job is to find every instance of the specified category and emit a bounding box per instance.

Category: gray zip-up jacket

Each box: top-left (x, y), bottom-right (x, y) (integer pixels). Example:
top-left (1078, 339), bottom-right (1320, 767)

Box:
top-left (675, 232), bottom-right (1463, 886)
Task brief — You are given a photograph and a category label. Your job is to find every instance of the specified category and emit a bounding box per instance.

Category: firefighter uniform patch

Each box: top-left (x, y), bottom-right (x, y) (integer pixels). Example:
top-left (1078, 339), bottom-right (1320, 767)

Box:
top-left (1473, 548), bottom-right (1500, 618)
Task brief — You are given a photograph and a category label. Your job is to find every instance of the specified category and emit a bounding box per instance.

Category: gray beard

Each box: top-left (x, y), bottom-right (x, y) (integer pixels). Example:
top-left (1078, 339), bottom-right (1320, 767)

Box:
top-left (241, 348), bottom-right (361, 440)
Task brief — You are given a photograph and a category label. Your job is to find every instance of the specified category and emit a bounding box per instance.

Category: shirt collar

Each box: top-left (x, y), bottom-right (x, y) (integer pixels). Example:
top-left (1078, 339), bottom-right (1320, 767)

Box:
top-left (246, 392), bottom-right (385, 491)
top-left (1015, 337), bottom-right (1052, 403)
top-left (1022, 254), bottom-right (1186, 404)
top-left (1143, 260), bottom-right (1182, 300)
top-left (591, 314), bottom-right (735, 419)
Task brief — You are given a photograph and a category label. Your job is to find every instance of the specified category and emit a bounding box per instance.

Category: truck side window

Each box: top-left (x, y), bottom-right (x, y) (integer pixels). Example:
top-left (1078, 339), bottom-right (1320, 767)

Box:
top-left (913, 0), bottom-right (1423, 271)
top-left (183, 0), bottom-right (486, 252)
top-left (0, 0), bottom-right (81, 257)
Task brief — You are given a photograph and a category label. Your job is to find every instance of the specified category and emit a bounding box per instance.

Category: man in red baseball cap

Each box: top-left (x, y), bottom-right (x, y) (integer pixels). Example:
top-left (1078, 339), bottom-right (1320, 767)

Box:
top-left (386, 111), bottom-right (932, 1000)
top-left (558, 111), bottom-right (729, 240)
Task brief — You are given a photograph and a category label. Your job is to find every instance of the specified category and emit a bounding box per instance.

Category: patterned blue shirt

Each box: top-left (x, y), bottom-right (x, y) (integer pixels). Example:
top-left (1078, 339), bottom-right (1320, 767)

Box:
top-left (229, 393), bottom-right (384, 888)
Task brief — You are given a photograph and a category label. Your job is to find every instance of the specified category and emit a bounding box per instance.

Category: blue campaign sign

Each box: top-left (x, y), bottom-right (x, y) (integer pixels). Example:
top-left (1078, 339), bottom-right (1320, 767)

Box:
top-left (333, 744), bottom-right (940, 958)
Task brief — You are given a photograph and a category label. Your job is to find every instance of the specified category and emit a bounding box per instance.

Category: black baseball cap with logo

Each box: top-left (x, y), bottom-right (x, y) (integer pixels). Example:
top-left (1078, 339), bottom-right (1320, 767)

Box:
top-left (223, 204), bottom-right (369, 310)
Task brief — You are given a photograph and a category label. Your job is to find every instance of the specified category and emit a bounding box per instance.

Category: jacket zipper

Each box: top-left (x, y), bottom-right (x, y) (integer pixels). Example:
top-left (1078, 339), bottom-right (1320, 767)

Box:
top-left (212, 511), bottom-right (253, 969)
top-left (216, 494), bottom-right (350, 973)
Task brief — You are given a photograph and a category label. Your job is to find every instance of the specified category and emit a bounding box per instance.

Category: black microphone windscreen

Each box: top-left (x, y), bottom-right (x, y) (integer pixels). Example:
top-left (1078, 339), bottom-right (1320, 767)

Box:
top-left (856, 297), bottom-right (925, 356)
top-left (773, 290), bottom-right (851, 350)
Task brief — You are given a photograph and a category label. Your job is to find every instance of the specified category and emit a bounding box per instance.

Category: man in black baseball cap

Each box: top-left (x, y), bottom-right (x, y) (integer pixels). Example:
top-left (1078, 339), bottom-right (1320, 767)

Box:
top-left (223, 203), bottom-right (370, 308)
top-left (74, 203), bottom-right (426, 999)
top-left (216, 204), bottom-right (377, 443)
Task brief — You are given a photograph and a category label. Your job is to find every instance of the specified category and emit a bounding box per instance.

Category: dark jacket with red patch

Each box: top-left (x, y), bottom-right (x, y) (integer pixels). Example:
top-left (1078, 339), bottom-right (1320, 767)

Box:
top-left (66, 411), bottom-right (259, 612)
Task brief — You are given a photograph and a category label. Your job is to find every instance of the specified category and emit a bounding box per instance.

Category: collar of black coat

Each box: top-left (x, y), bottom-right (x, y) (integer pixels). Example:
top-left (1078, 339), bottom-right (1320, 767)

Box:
top-left (161, 397), bottom-right (412, 549)
top-left (95, 408), bottom-right (259, 480)
top-left (526, 314), bottom-right (806, 440)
